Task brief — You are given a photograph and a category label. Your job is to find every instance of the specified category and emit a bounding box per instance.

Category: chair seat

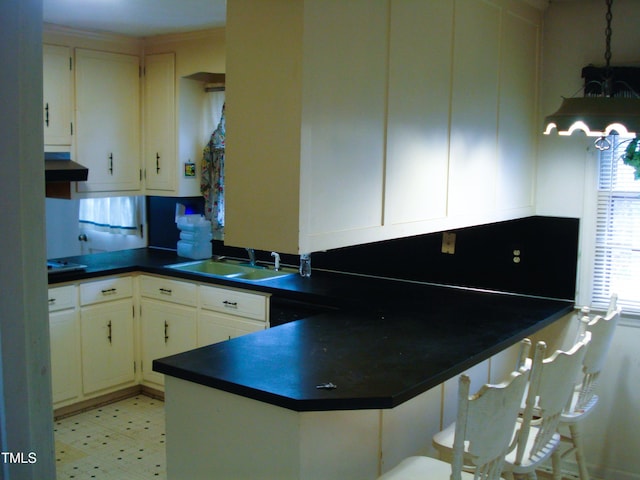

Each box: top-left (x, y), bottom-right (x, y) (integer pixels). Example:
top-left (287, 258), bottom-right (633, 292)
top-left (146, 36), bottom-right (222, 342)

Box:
top-left (433, 412), bottom-right (563, 474)
top-left (378, 456), bottom-right (477, 480)
top-left (432, 422), bottom-right (456, 461)
top-left (503, 427), bottom-right (561, 474)
top-left (561, 392), bottom-right (599, 424)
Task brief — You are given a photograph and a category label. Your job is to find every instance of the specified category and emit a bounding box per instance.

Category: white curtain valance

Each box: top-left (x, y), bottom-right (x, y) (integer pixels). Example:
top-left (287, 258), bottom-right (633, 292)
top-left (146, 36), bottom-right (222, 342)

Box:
top-left (79, 196), bottom-right (140, 235)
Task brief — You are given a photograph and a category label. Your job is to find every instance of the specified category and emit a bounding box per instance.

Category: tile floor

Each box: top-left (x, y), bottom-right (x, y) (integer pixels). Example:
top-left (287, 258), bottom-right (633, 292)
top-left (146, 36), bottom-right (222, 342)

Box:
top-left (54, 395), bottom-right (166, 479)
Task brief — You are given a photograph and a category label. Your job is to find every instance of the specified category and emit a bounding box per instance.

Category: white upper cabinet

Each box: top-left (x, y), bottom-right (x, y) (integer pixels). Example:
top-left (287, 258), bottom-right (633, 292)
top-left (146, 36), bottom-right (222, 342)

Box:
top-left (43, 44), bottom-right (73, 147)
top-left (75, 48), bottom-right (141, 193)
top-left (226, 0), bottom-right (390, 254)
top-left (144, 52), bottom-right (176, 192)
top-left (225, 0), bottom-right (542, 255)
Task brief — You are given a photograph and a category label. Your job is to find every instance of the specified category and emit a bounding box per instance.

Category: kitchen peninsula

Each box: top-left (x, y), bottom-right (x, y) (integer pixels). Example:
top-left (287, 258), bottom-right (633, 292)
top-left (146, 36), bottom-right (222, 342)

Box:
top-left (151, 264), bottom-right (572, 479)
top-left (46, 247), bottom-right (573, 479)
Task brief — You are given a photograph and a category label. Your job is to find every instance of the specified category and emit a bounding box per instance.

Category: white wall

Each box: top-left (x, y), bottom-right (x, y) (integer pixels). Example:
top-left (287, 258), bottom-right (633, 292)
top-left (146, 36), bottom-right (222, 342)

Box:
top-left (0, 0), bottom-right (57, 477)
top-left (537, 2), bottom-right (640, 478)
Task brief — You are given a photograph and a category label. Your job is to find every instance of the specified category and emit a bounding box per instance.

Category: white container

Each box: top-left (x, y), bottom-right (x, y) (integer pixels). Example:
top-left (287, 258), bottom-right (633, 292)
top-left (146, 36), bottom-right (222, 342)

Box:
top-left (180, 230), bottom-right (213, 242)
top-left (177, 214), bottom-right (212, 232)
top-left (177, 240), bottom-right (212, 260)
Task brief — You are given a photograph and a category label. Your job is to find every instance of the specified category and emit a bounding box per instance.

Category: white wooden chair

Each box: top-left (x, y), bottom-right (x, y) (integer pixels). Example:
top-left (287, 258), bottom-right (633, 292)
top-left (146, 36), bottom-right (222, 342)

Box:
top-left (432, 334), bottom-right (590, 480)
top-left (553, 303), bottom-right (621, 480)
top-left (502, 332), bottom-right (591, 480)
top-left (378, 362), bottom-right (529, 480)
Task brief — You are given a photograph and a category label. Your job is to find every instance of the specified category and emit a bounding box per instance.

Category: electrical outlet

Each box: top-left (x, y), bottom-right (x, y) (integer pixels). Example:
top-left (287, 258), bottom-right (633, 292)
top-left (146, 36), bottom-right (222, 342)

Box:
top-left (441, 232), bottom-right (456, 254)
top-left (513, 249), bottom-right (521, 264)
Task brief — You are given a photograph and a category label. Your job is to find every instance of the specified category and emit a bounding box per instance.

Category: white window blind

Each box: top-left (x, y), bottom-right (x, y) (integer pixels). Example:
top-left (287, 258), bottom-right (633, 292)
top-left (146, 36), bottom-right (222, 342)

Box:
top-left (593, 135), bottom-right (640, 314)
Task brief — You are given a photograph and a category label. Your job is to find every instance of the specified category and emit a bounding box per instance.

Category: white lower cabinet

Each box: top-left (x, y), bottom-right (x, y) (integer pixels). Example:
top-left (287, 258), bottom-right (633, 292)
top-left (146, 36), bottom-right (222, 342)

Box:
top-left (79, 276), bottom-right (135, 396)
top-left (81, 300), bottom-right (136, 395)
top-left (48, 285), bottom-right (81, 407)
top-left (139, 275), bottom-right (269, 390)
top-left (140, 300), bottom-right (197, 386)
top-left (139, 276), bottom-right (198, 386)
top-left (50, 273), bottom-right (272, 408)
top-left (198, 284), bottom-right (269, 346)
top-left (198, 311), bottom-right (265, 346)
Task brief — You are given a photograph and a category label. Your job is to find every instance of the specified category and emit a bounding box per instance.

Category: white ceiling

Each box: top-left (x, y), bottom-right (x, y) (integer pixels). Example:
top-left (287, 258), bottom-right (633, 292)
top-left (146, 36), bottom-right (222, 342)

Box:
top-left (43, 0), bottom-right (227, 37)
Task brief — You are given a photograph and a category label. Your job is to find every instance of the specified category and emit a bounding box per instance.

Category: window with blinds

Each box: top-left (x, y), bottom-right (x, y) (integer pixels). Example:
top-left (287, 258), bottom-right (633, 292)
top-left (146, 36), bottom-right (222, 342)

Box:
top-left (594, 135), bottom-right (640, 314)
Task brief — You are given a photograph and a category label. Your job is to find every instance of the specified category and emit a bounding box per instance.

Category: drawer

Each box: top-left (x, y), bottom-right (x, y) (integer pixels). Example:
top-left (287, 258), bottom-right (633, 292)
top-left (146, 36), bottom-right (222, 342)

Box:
top-left (140, 275), bottom-right (197, 306)
top-left (48, 285), bottom-right (76, 312)
top-left (80, 276), bottom-right (133, 306)
top-left (200, 285), bottom-right (268, 321)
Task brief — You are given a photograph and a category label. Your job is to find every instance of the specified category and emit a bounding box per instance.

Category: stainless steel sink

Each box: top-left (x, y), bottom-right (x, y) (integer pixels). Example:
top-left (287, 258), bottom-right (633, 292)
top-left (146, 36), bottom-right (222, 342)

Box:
top-left (166, 259), bottom-right (297, 282)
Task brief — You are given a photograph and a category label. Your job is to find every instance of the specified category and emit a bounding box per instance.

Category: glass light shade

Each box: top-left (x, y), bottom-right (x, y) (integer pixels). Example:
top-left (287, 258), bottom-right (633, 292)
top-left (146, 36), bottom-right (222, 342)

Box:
top-left (543, 97), bottom-right (640, 137)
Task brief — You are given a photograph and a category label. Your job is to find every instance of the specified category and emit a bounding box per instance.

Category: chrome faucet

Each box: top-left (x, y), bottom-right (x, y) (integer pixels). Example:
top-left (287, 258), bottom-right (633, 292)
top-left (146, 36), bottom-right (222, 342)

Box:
top-left (271, 252), bottom-right (281, 271)
top-left (246, 248), bottom-right (256, 267)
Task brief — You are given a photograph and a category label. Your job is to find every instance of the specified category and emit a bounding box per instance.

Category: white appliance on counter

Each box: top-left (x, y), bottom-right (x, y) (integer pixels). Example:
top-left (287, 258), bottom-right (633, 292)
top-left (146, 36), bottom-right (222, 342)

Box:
top-left (46, 198), bottom-right (83, 258)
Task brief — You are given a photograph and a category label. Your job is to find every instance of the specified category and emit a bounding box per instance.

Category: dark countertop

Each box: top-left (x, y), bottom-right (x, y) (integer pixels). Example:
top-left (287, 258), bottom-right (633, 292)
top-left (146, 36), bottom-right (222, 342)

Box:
top-left (48, 248), bottom-right (574, 412)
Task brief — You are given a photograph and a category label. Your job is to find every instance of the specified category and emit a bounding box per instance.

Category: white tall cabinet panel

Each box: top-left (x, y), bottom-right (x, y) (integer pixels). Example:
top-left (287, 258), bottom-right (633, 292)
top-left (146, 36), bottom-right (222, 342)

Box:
top-left (75, 49), bottom-right (141, 193)
top-left (43, 44), bottom-right (72, 147)
top-left (448, 0), bottom-right (501, 218)
top-left (496, 10), bottom-right (538, 210)
top-left (300, 0), bottom-right (387, 236)
top-left (384, 0), bottom-right (453, 225)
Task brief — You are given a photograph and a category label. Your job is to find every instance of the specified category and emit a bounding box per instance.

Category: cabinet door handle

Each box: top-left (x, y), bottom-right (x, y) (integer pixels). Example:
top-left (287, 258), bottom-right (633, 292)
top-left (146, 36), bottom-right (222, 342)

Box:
top-left (45, 103), bottom-right (50, 127)
top-left (164, 320), bottom-right (169, 343)
top-left (101, 288), bottom-right (117, 296)
top-left (223, 300), bottom-right (238, 309)
top-left (107, 320), bottom-right (112, 344)
top-left (159, 288), bottom-right (172, 296)
top-left (108, 153), bottom-right (113, 175)
top-left (156, 152), bottom-right (161, 173)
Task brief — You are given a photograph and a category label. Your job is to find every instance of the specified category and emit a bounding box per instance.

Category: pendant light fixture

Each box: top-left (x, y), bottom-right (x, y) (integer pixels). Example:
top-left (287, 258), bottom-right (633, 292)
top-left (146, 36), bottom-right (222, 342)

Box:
top-left (543, 0), bottom-right (640, 146)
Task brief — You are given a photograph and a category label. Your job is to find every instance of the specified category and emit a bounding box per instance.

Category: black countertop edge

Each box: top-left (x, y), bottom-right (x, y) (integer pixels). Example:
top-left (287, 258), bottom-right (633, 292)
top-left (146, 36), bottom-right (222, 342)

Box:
top-left (152, 303), bottom-right (574, 412)
top-left (154, 360), bottom-right (395, 412)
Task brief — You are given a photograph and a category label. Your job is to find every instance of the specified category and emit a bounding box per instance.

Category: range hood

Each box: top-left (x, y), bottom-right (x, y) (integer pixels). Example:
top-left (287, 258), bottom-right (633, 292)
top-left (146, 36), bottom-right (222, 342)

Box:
top-left (45, 151), bottom-right (88, 182)
top-left (45, 151), bottom-right (88, 199)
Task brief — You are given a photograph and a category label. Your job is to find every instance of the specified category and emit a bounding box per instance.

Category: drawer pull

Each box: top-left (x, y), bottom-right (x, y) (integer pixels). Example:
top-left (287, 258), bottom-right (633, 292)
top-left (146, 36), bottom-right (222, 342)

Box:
top-left (223, 300), bottom-right (238, 309)
top-left (48, 298), bottom-right (56, 305)
top-left (164, 320), bottom-right (169, 343)
top-left (101, 288), bottom-right (117, 296)
top-left (159, 288), bottom-right (173, 296)
top-left (107, 320), bottom-right (112, 344)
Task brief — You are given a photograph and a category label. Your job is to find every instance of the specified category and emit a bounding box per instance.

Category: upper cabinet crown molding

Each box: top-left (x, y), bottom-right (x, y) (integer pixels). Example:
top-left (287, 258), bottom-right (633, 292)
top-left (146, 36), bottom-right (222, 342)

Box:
top-left (43, 23), bottom-right (143, 54)
top-left (142, 27), bottom-right (225, 46)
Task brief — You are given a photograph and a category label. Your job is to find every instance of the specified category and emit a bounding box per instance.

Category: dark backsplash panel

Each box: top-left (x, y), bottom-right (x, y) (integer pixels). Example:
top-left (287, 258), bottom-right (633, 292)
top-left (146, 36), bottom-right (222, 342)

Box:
top-left (147, 196), bottom-right (205, 250)
top-left (147, 197), bottom-right (579, 300)
top-left (311, 216), bottom-right (579, 300)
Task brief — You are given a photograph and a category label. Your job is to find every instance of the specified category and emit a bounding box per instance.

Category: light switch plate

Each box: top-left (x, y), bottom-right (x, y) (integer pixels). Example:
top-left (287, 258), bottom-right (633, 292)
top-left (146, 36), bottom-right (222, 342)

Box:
top-left (442, 232), bottom-right (456, 254)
